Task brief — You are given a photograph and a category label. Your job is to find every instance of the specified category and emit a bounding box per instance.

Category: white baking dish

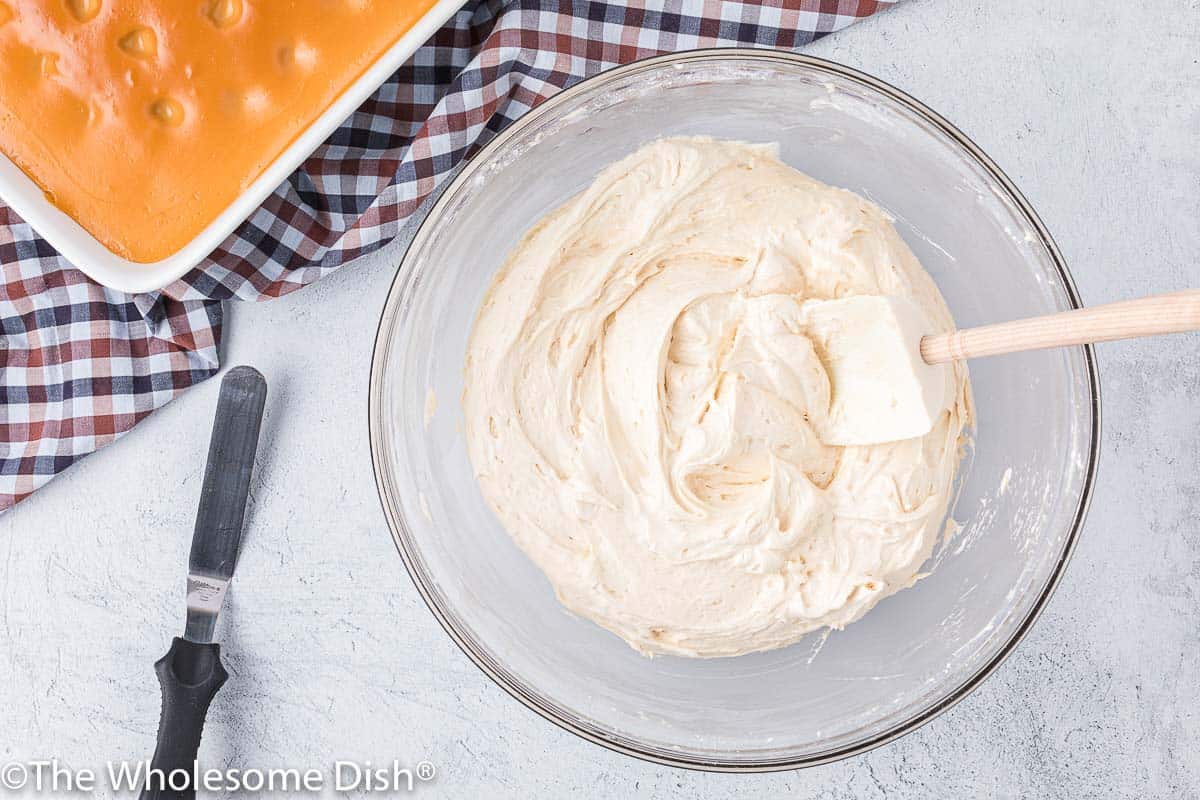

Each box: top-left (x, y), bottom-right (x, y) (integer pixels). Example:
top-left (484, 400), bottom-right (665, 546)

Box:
top-left (0, 0), bottom-right (465, 295)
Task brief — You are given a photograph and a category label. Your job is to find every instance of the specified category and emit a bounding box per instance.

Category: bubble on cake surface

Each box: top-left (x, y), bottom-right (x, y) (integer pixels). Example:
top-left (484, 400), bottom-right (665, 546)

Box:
top-left (39, 52), bottom-right (60, 78)
top-left (66, 0), bottom-right (102, 22)
top-left (118, 27), bottom-right (157, 59)
top-left (150, 96), bottom-right (184, 127)
top-left (242, 85), bottom-right (271, 114)
top-left (276, 40), bottom-right (318, 71)
top-left (206, 0), bottom-right (243, 28)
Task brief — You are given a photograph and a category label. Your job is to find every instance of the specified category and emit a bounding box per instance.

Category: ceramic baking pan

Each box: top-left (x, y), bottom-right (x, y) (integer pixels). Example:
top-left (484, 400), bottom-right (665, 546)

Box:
top-left (0, 0), bottom-right (465, 294)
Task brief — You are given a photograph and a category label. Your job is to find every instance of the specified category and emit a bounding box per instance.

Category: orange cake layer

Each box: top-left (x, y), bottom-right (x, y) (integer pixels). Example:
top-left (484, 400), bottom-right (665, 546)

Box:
top-left (0, 0), bottom-right (438, 263)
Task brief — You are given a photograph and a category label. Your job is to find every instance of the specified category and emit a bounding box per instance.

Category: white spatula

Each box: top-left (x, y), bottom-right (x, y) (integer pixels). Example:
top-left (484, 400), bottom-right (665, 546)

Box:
top-left (809, 289), bottom-right (1200, 446)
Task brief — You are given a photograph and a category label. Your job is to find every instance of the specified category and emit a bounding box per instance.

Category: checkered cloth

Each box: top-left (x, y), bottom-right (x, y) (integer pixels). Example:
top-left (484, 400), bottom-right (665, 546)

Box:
top-left (0, 0), bottom-right (896, 510)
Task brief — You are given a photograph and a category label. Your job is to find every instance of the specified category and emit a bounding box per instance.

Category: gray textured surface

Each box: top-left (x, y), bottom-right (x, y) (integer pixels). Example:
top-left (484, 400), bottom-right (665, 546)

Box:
top-left (2, 1), bottom-right (1198, 797)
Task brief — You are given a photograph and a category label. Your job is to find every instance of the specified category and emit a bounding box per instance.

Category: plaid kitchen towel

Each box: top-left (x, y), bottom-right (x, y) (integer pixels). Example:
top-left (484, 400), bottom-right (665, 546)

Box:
top-left (0, 0), bottom-right (897, 510)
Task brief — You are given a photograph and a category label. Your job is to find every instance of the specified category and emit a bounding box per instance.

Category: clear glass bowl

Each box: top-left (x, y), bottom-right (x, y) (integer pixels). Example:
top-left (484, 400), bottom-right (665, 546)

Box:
top-left (369, 50), bottom-right (1099, 770)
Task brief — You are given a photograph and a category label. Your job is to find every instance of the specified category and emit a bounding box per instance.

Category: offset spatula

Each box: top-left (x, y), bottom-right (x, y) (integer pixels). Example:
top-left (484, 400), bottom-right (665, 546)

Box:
top-left (141, 366), bottom-right (267, 800)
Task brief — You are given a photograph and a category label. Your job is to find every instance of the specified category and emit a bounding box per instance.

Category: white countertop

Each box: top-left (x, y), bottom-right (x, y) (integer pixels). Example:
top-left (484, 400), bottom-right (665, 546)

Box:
top-left (3, 1), bottom-right (1198, 796)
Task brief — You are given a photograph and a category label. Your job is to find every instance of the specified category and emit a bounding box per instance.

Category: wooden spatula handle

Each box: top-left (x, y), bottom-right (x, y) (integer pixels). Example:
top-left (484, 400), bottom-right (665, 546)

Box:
top-left (921, 289), bottom-right (1200, 364)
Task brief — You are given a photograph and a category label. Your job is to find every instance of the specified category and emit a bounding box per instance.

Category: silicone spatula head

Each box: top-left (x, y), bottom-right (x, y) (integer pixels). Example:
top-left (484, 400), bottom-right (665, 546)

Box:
top-left (804, 295), bottom-right (951, 447)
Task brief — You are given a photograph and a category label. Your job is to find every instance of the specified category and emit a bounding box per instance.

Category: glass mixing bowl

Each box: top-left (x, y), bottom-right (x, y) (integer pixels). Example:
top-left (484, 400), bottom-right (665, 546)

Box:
top-left (369, 50), bottom-right (1099, 770)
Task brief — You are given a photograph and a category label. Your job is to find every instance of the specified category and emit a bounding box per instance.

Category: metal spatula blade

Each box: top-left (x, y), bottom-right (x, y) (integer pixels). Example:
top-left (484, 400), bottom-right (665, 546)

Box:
top-left (184, 366), bottom-right (268, 643)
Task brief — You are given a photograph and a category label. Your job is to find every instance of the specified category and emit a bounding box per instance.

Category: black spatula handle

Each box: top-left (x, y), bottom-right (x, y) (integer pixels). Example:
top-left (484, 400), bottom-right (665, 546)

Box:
top-left (139, 638), bottom-right (228, 800)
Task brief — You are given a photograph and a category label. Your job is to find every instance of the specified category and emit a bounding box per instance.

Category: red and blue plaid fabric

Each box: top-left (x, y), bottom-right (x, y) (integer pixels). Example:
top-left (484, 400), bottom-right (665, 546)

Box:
top-left (0, 0), bottom-right (896, 510)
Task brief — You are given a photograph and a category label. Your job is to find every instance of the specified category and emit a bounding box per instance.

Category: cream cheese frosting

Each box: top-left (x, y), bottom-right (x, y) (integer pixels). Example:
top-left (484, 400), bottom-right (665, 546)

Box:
top-left (463, 137), bottom-right (972, 658)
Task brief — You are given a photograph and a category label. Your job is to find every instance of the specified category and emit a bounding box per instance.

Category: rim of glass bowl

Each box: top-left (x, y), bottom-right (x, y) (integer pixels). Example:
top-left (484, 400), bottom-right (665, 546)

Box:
top-left (368, 49), bottom-right (1101, 772)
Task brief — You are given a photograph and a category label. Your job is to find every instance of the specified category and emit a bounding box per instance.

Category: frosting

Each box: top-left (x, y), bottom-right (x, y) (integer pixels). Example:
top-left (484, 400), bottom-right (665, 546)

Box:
top-left (463, 138), bottom-right (972, 657)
